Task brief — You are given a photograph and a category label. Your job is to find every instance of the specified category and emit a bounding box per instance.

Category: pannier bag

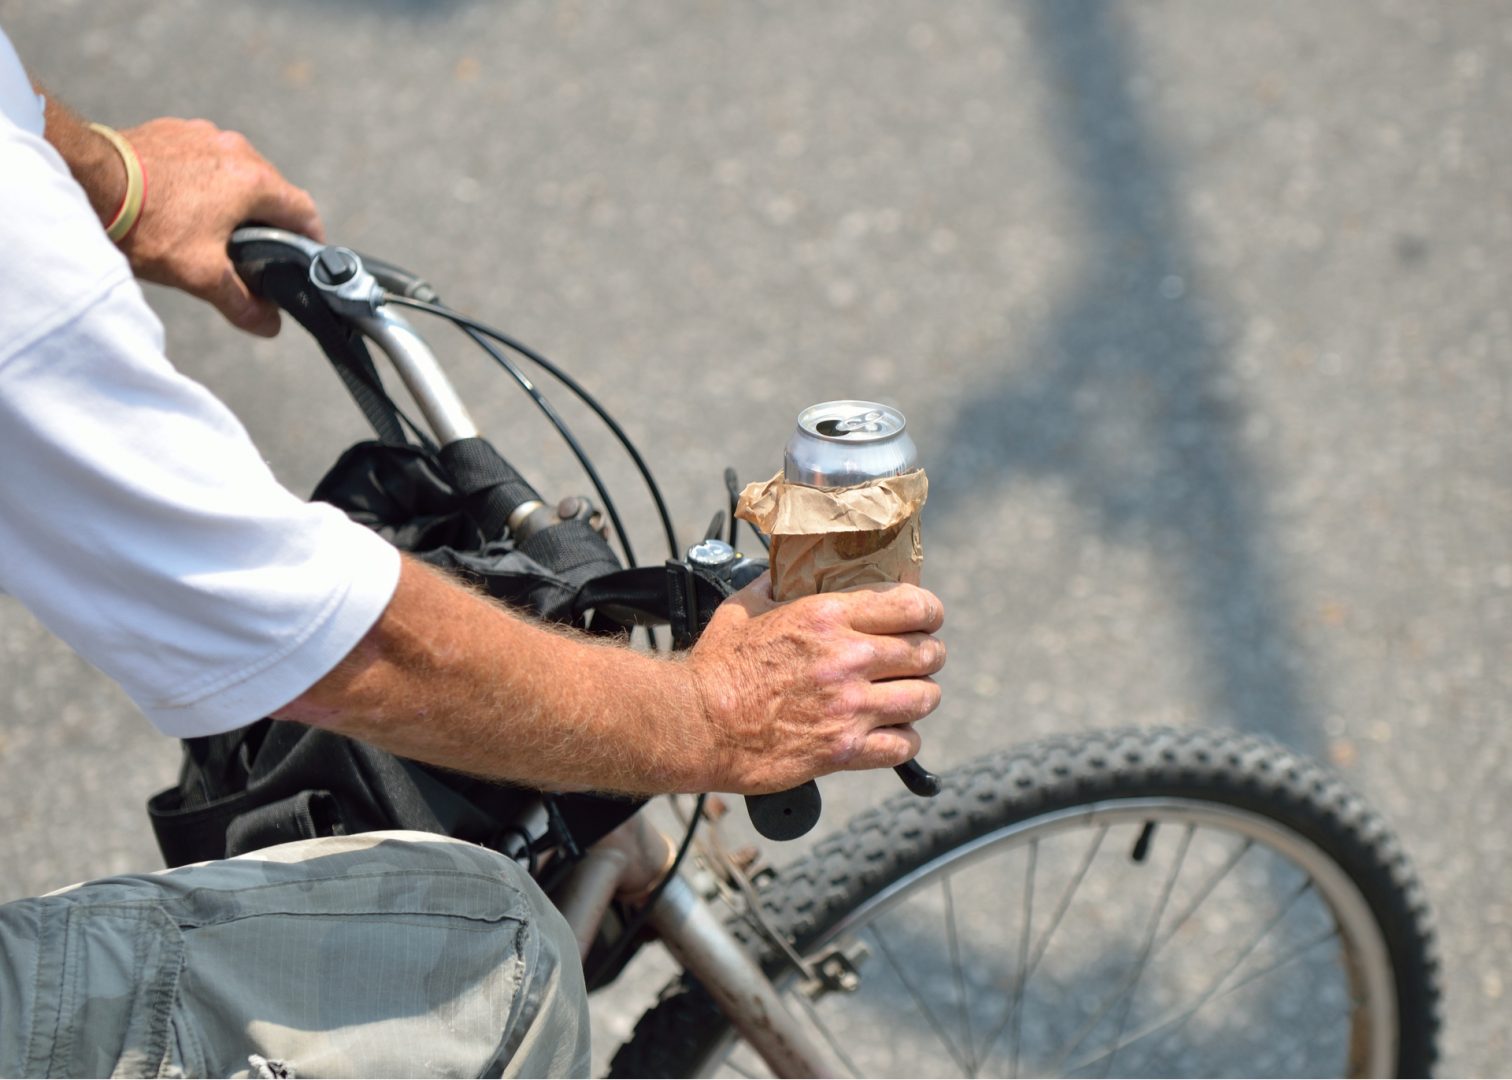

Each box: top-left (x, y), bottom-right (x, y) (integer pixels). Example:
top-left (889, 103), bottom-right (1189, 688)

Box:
top-left (147, 437), bottom-right (640, 868)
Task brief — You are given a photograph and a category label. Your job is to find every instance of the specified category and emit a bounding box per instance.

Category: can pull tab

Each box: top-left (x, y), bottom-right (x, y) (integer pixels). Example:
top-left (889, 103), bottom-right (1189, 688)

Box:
top-left (815, 410), bottom-right (886, 437)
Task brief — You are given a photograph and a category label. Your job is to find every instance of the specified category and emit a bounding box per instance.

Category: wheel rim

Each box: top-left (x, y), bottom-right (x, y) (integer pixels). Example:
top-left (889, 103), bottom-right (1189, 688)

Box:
top-left (705, 797), bottom-right (1399, 1079)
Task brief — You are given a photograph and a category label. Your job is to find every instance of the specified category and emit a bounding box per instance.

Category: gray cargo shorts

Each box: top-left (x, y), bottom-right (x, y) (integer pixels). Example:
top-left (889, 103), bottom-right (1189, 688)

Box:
top-left (0, 831), bottom-right (589, 1078)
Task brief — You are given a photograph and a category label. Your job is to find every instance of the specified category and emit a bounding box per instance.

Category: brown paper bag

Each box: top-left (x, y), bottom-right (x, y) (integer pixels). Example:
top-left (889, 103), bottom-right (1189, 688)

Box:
top-left (735, 469), bottom-right (927, 601)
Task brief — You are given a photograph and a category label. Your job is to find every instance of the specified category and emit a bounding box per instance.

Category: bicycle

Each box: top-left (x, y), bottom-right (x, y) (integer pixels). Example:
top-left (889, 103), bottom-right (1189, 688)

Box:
top-left (193, 226), bottom-right (1441, 1078)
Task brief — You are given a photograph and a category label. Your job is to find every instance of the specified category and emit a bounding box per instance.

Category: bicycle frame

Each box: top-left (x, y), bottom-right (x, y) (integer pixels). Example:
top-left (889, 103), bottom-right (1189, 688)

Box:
top-left (558, 815), bottom-right (840, 1078)
top-left (298, 237), bottom-right (839, 1078)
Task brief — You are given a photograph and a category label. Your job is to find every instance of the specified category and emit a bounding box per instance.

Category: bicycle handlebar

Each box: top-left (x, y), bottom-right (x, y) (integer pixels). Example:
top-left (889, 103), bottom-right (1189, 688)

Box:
top-left (229, 227), bottom-right (935, 840)
top-left (229, 227), bottom-right (555, 539)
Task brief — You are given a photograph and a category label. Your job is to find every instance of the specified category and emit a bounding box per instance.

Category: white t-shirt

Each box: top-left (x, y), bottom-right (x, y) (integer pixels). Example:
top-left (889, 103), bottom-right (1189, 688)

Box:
top-left (0, 27), bottom-right (400, 737)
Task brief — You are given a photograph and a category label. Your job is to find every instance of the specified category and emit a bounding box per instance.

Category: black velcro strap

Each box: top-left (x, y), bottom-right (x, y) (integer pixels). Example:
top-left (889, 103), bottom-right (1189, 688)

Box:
top-left (571, 564), bottom-right (733, 647)
top-left (224, 790), bottom-right (345, 857)
top-left (147, 783), bottom-right (259, 869)
top-left (666, 559), bottom-right (699, 649)
top-left (518, 518), bottom-right (622, 590)
top-left (437, 437), bottom-right (541, 540)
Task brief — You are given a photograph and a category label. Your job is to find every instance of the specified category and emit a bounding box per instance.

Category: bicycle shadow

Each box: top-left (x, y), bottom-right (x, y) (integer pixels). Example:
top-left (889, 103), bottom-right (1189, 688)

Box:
top-left (928, 0), bottom-right (1321, 757)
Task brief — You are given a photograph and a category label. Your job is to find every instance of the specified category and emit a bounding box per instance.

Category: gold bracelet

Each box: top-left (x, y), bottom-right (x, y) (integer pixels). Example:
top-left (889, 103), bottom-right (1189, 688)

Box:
top-left (87, 122), bottom-right (145, 243)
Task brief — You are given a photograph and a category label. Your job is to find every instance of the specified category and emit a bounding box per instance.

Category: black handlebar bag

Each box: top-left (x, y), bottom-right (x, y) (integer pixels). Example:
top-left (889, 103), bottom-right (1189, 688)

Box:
top-left (146, 438), bottom-right (638, 870)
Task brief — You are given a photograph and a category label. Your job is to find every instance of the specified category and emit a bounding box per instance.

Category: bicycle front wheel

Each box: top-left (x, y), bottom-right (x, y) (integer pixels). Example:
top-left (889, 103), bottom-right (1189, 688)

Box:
top-left (610, 728), bottom-right (1440, 1079)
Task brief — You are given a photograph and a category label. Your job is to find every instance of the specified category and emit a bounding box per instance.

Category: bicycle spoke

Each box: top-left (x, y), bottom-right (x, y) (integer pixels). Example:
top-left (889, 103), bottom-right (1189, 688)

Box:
top-left (1047, 835), bottom-right (1255, 1072)
top-left (976, 824), bottom-right (1109, 1072)
top-left (1029, 825), bottom-right (1109, 976)
top-left (864, 919), bottom-right (973, 1073)
top-left (942, 874), bottom-right (980, 1076)
top-left (1066, 876), bottom-right (1317, 1076)
top-left (1102, 824), bottom-right (1194, 1077)
top-left (1151, 837), bottom-right (1255, 953)
top-left (792, 984), bottom-right (868, 1079)
top-left (1010, 838), bottom-right (1038, 1079)
top-left (1202, 923), bottom-right (1341, 1004)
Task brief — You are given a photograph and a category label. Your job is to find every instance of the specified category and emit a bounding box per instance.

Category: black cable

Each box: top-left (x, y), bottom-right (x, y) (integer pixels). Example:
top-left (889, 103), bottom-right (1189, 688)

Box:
top-left (586, 793), bottom-right (707, 987)
top-left (723, 466), bottom-right (770, 552)
top-left (382, 293), bottom-right (680, 561)
top-left (450, 321), bottom-right (638, 568)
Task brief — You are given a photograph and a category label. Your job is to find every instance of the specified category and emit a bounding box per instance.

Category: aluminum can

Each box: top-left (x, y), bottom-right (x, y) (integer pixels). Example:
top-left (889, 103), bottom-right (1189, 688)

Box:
top-left (784, 400), bottom-right (918, 488)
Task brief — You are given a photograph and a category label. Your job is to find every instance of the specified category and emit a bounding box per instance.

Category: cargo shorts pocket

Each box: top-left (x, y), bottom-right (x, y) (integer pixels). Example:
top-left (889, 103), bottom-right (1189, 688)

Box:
top-left (21, 901), bottom-right (190, 1078)
top-left (13, 836), bottom-right (540, 1079)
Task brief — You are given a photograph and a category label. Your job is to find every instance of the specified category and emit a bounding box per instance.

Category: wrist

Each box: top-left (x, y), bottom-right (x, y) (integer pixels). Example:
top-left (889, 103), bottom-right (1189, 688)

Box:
top-left (68, 128), bottom-right (126, 224)
top-left (609, 648), bottom-right (729, 794)
top-left (36, 91), bottom-right (145, 242)
top-left (673, 655), bottom-right (739, 793)
top-left (40, 96), bottom-right (126, 224)
top-left (86, 123), bottom-right (146, 242)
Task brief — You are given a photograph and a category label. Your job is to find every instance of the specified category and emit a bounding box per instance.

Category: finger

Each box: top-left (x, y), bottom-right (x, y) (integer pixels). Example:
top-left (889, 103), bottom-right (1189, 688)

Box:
top-left (726, 571), bottom-right (779, 617)
top-left (837, 583), bottom-right (944, 636)
top-left (845, 723), bottom-right (922, 772)
top-left (853, 631), bottom-right (946, 681)
top-left (855, 676), bottom-right (942, 728)
top-left (247, 175), bottom-right (326, 242)
top-left (204, 261), bottom-right (281, 337)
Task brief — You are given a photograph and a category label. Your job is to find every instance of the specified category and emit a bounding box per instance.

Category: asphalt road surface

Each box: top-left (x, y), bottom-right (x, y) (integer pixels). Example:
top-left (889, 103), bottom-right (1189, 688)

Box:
top-left (1, 2), bottom-right (1507, 1075)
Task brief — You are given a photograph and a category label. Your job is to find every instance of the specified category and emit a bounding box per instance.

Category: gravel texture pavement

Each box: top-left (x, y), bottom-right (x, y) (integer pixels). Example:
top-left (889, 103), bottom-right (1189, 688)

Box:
top-left (1, 2), bottom-right (1507, 1075)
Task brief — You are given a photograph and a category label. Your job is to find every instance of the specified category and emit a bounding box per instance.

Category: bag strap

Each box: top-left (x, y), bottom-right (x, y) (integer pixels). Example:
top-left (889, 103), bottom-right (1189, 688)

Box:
top-left (435, 435), bottom-right (622, 593)
top-left (252, 260), bottom-right (412, 447)
top-left (518, 518), bottom-right (623, 591)
top-left (572, 563), bottom-right (735, 647)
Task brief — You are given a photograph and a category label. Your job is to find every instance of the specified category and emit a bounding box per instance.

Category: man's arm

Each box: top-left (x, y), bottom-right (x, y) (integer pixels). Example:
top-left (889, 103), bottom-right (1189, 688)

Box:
top-left (275, 556), bottom-right (946, 797)
top-left (37, 87), bottom-right (324, 337)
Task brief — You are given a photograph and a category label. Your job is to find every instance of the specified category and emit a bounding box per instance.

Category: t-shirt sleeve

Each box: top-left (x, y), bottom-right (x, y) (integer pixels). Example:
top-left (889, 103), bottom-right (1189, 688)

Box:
top-left (0, 278), bottom-right (401, 737)
top-left (0, 98), bottom-right (399, 738)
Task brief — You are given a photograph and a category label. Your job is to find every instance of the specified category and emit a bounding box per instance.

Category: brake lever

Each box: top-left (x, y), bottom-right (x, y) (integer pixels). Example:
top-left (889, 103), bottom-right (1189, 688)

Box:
top-left (894, 758), bottom-right (942, 797)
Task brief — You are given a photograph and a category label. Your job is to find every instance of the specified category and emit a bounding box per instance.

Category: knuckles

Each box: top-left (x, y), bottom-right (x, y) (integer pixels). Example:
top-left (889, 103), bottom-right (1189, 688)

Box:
top-left (824, 681), bottom-right (867, 722)
top-left (834, 638), bottom-right (878, 678)
top-left (214, 127), bottom-right (254, 155)
top-left (906, 590), bottom-right (943, 631)
top-left (799, 594), bottom-right (850, 630)
top-left (819, 727), bottom-right (866, 769)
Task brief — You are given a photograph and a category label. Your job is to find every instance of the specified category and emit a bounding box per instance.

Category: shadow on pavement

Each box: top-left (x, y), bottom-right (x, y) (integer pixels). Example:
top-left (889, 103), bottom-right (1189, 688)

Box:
top-left (930, 0), bottom-right (1320, 756)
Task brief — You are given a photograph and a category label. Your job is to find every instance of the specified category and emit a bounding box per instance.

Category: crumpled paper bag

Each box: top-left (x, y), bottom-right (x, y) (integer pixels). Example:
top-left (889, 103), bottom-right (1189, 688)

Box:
top-left (735, 469), bottom-right (927, 601)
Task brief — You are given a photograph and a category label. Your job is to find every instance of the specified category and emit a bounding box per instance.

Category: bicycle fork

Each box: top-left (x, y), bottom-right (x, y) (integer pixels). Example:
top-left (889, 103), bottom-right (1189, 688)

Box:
top-left (553, 816), bottom-right (841, 1079)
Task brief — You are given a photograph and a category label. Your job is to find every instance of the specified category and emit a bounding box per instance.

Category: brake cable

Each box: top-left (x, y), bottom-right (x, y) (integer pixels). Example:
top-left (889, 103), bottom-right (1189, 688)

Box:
top-left (456, 321), bottom-right (637, 568)
top-left (382, 293), bottom-right (680, 562)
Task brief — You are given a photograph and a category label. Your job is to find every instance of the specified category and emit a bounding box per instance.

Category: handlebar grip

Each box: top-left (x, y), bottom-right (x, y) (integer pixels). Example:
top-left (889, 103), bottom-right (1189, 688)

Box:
top-left (744, 762), bottom-right (937, 843)
top-left (744, 781), bottom-right (823, 842)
